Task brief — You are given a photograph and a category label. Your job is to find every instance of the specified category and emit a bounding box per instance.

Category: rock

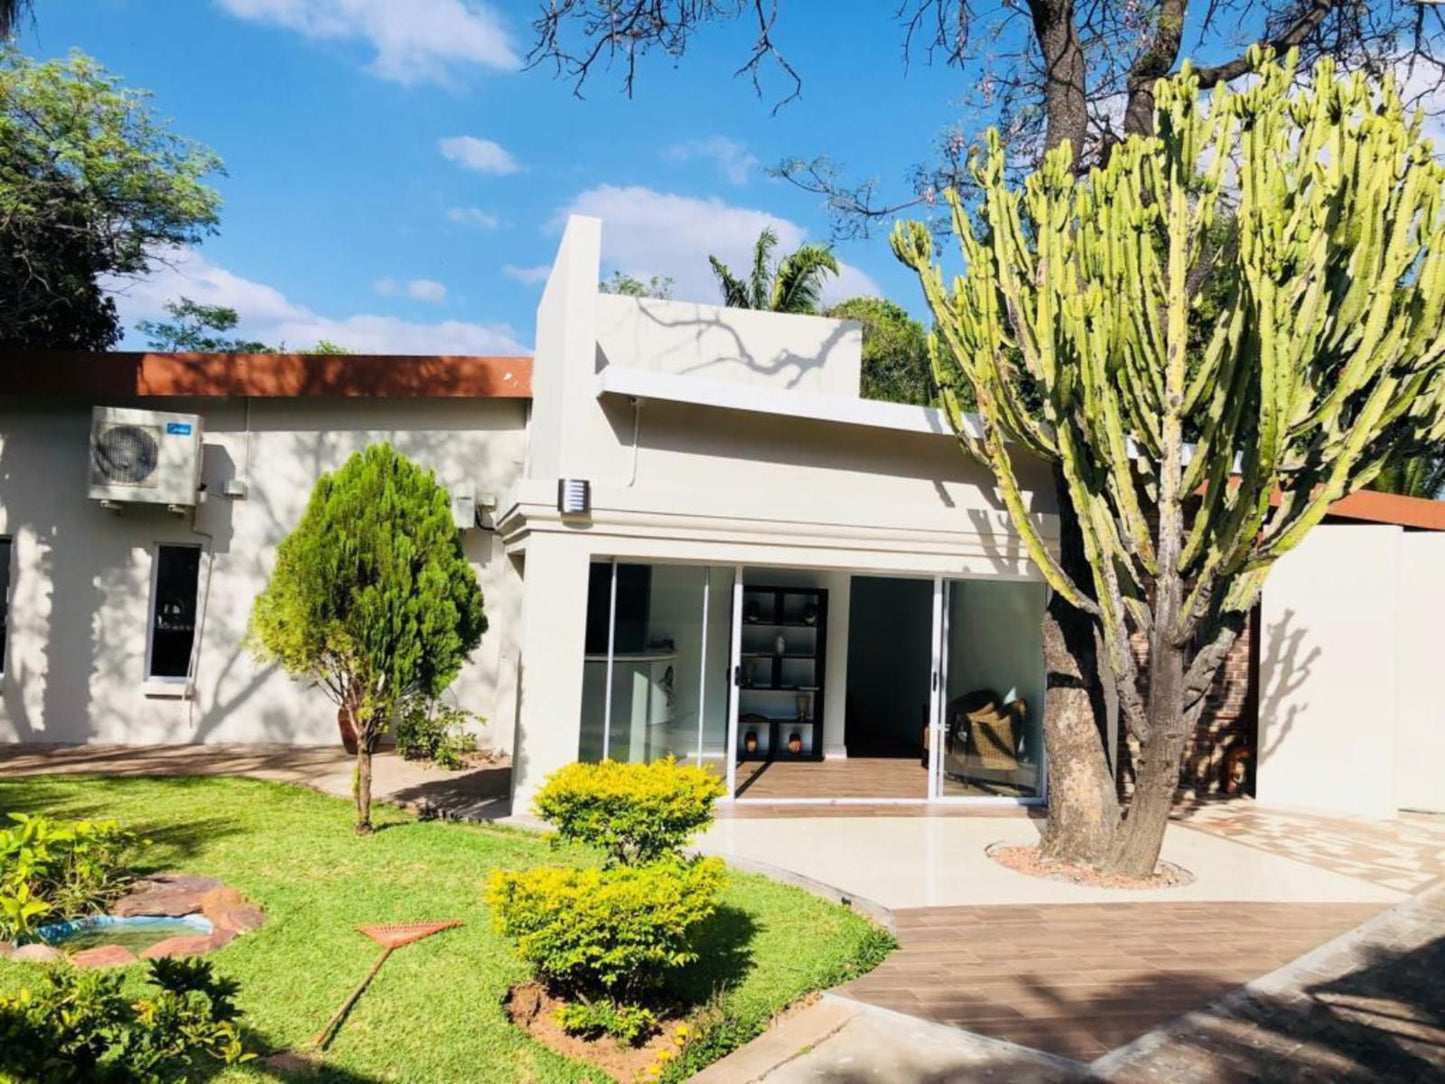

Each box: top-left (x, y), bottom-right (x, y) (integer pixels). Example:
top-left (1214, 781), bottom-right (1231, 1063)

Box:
top-left (112, 874), bottom-right (221, 918)
top-left (209, 904), bottom-right (266, 935)
top-left (69, 945), bottom-right (139, 969)
top-left (0, 941), bottom-right (14, 960)
top-left (140, 928), bottom-right (235, 960)
top-left (199, 886), bottom-right (246, 913)
top-left (11, 943), bottom-right (63, 964)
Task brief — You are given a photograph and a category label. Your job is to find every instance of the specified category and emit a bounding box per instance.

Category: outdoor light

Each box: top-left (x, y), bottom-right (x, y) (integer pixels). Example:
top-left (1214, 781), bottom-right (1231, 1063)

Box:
top-left (557, 478), bottom-right (591, 516)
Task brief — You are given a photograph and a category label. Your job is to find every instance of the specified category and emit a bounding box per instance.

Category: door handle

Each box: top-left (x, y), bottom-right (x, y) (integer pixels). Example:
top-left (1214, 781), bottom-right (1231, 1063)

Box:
top-left (932, 670), bottom-right (939, 692)
top-left (733, 665), bottom-right (741, 687)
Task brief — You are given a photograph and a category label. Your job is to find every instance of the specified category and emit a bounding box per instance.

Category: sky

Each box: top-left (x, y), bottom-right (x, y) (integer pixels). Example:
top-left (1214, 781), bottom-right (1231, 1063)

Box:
top-left (18, 0), bottom-right (980, 355)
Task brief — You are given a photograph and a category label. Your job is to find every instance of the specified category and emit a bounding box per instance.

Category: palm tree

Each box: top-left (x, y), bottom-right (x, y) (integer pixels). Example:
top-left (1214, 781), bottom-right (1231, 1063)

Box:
top-left (1371, 452), bottom-right (1445, 500)
top-left (708, 228), bottom-right (839, 315)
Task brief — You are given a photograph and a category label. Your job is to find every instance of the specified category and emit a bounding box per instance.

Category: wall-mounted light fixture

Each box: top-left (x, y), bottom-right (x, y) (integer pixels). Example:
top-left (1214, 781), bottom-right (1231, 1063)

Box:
top-left (557, 478), bottom-right (591, 516)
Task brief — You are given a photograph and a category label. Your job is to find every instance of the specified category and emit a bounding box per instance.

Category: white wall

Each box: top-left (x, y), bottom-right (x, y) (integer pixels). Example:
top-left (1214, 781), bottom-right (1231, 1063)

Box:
top-left (596, 295), bottom-right (863, 396)
top-left (1395, 532), bottom-right (1445, 813)
top-left (0, 398), bottom-right (527, 750)
top-left (1257, 524), bottom-right (1401, 817)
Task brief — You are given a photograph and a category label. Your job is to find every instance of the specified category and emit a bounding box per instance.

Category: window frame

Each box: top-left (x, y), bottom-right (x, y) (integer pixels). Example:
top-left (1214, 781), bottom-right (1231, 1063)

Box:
top-left (144, 542), bottom-right (203, 687)
top-left (0, 535), bottom-right (11, 679)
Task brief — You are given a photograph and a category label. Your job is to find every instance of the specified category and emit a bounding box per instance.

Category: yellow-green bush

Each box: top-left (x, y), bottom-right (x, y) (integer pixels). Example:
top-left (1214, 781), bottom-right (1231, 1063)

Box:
top-left (486, 857), bottom-right (724, 1000)
top-left (532, 758), bottom-right (725, 866)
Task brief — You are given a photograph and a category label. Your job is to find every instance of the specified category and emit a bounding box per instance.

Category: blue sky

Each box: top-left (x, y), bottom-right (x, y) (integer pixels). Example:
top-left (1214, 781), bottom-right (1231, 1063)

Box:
top-left (20, 0), bottom-right (983, 354)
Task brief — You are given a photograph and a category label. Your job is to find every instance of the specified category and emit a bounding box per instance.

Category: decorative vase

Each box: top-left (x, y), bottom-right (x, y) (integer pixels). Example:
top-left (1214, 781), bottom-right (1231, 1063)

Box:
top-left (802, 601), bottom-right (818, 626)
top-left (795, 694), bottom-right (809, 720)
top-left (787, 732), bottom-right (803, 755)
top-left (337, 708), bottom-right (359, 756)
top-left (745, 598), bottom-right (760, 623)
top-left (774, 633), bottom-right (787, 655)
top-left (744, 730), bottom-right (758, 754)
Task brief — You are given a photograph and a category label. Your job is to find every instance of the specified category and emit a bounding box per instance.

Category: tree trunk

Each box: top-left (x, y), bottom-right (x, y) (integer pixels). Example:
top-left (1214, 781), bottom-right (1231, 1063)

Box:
top-left (355, 741), bottom-right (374, 835)
top-left (1029, 0), bottom-right (1089, 155)
top-left (1110, 630), bottom-right (1188, 876)
top-left (1037, 463), bottom-right (1120, 866)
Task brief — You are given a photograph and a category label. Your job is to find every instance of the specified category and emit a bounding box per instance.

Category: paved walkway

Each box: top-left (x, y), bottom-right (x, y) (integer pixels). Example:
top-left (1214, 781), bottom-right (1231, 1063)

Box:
top-left (0, 743), bottom-right (513, 820)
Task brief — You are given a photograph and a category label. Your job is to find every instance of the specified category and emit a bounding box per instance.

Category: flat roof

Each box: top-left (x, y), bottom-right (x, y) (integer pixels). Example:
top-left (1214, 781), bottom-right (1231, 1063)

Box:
top-left (0, 351), bottom-right (532, 399)
top-left (594, 364), bottom-right (984, 439)
top-left (597, 364), bottom-right (1445, 533)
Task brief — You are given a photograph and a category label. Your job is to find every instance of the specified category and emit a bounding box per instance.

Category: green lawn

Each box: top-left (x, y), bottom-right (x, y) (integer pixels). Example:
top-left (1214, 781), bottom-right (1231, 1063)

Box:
top-left (0, 775), bottom-right (891, 1083)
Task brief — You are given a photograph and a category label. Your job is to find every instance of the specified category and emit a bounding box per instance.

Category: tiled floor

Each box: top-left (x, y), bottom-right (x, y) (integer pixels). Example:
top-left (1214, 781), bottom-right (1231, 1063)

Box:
top-left (838, 901), bottom-right (1386, 1062)
top-left (734, 756), bottom-right (931, 800)
top-left (1176, 802), bottom-right (1445, 894)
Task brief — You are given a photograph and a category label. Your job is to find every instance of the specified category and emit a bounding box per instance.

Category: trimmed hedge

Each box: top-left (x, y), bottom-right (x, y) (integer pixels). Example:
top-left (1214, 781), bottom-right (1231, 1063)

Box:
top-left (486, 858), bottom-right (725, 1000)
top-left (532, 758), bottom-right (725, 866)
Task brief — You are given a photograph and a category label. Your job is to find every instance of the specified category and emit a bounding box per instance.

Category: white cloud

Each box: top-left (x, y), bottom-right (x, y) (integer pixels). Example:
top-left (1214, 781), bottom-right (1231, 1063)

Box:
top-left (112, 247), bottom-right (524, 354)
top-left (447, 206), bottom-right (503, 229)
top-left (662, 136), bottom-right (760, 185)
top-left (373, 276), bottom-right (448, 303)
top-left (438, 135), bottom-right (521, 175)
top-left (554, 185), bottom-right (880, 307)
top-left (215, 0), bottom-right (520, 84)
top-left (503, 263), bottom-right (551, 285)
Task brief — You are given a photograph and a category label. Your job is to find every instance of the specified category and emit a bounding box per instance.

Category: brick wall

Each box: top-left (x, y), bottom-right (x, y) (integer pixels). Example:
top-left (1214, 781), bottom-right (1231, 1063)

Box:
top-left (1117, 606), bottom-right (1259, 801)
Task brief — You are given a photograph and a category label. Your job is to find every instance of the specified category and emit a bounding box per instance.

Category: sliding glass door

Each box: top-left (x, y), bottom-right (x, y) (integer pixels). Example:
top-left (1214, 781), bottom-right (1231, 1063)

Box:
top-left (930, 578), bottom-right (1048, 802)
top-left (579, 561), bottom-right (735, 775)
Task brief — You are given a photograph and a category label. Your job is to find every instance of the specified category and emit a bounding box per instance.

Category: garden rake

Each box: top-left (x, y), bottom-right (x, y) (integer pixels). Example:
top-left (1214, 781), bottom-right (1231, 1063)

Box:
top-left (311, 920), bottom-right (464, 1051)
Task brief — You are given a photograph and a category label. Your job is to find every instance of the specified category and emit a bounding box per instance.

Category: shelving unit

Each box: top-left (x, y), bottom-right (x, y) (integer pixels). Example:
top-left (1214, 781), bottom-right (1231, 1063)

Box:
top-left (736, 586), bottom-right (827, 762)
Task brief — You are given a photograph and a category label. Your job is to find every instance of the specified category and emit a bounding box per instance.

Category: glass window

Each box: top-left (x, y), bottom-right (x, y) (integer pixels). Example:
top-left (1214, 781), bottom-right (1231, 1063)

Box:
top-left (580, 561), bottom-right (734, 775)
top-left (0, 537), bottom-right (11, 675)
top-left (940, 579), bottom-right (1047, 799)
top-left (149, 545), bottom-right (201, 680)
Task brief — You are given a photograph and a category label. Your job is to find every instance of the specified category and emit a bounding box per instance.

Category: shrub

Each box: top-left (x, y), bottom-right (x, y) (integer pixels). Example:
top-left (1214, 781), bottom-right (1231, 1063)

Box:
top-left (0, 813), bottom-right (142, 941)
top-left (248, 443), bottom-right (487, 833)
top-left (532, 759), bottom-right (725, 866)
top-left (553, 1000), bottom-right (659, 1046)
top-left (395, 697), bottom-right (481, 770)
top-left (486, 857), bottom-right (724, 1001)
top-left (0, 957), bottom-right (251, 1082)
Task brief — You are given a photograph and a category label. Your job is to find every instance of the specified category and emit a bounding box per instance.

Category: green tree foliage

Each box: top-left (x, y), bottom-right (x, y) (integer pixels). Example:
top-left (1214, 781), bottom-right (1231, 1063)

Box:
top-left (249, 444), bottom-right (486, 833)
top-left (0, 49), bottom-right (222, 350)
top-left (894, 52), bottom-right (1445, 874)
top-left (137, 298), bottom-right (274, 353)
top-left (825, 296), bottom-right (940, 407)
top-left (709, 227), bottom-right (838, 314)
top-left (601, 270), bottom-right (674, 299)
top-left (1370, 452), bottom-right (1445, 500)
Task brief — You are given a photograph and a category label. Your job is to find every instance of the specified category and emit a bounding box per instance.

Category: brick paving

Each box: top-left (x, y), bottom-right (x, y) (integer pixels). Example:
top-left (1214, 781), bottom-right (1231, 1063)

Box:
top-left (838, 901), bottom-right (1384, 1062)
top-left (1099, 887), bottom-right (1445, 1082)
top-left (1176, 803), bottom-right (1445, 895)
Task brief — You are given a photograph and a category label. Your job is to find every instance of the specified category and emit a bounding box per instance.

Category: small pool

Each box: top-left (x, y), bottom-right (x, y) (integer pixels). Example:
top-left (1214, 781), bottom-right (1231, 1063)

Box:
top-left (36, 914), bottom-right (214, 954)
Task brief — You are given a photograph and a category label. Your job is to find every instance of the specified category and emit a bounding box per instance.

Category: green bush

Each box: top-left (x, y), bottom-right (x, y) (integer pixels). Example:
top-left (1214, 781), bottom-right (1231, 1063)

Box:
top-left (486, 857), bottom-right (724, 1001)
top-left (553, 1000), bottom-right (659, 1045)
top-left (395, 697), bottom-right (481, 769)
top-left (0, 813), bottom-right (142, 941)
top-left (532, 758), bottom-right (725, 866)
top-left (0, 957), bottom-right (251, 1082)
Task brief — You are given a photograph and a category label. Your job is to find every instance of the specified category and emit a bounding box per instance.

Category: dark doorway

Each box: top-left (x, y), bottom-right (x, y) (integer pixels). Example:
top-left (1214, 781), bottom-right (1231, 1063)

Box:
top-left (844, 576), bottom-right (934, 759)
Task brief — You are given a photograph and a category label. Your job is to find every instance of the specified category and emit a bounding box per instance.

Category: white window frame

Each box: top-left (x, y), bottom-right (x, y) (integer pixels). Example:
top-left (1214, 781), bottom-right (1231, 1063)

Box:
top-left (144, 542), bottom-right (203, 693)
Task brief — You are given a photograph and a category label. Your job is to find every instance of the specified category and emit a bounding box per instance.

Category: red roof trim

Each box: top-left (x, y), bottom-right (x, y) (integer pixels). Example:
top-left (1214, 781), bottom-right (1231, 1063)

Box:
top-left (0, 352), bottom-right (532, 399)
top-left (1321, 488), bottom-right (1445, 531)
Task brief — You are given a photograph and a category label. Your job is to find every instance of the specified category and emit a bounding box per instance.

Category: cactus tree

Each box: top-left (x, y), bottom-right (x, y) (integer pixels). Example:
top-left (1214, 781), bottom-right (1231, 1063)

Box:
top-left (894, 51), bottom-right (1445, 875)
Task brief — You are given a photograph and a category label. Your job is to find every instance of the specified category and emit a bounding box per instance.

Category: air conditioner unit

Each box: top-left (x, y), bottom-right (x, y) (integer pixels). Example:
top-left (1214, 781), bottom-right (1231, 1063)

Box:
top-left (88, 407), bottom-right (204, 507)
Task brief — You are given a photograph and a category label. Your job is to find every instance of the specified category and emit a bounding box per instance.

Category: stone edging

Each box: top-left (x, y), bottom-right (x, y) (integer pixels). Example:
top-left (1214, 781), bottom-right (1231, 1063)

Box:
top-left (0, 873), bottom-right (265, 970)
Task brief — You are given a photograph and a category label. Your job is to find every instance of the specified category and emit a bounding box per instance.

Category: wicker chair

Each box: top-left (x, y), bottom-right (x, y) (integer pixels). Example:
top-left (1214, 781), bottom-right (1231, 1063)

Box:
top-left (944, 689), bottom-right (1033, 789)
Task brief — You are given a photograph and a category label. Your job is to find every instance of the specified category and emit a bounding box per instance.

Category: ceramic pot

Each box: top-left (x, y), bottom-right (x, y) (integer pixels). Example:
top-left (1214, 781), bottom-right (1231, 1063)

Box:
top-left (787, 732), bottom-right (803, 755)
top-left (744, 730), bottom-right (759, 754)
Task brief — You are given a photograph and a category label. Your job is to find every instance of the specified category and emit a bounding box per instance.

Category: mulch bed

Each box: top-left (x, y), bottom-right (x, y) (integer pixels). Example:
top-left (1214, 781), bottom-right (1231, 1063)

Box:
top-left (504, 982), bottom-right (685, 1083)
top-left (987, 843), bottom-right (1195, 889)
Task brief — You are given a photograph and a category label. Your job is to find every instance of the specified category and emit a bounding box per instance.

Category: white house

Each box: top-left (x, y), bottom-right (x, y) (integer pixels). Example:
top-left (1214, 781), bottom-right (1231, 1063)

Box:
top-left (1, 215), bottom-right (1441, 822)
